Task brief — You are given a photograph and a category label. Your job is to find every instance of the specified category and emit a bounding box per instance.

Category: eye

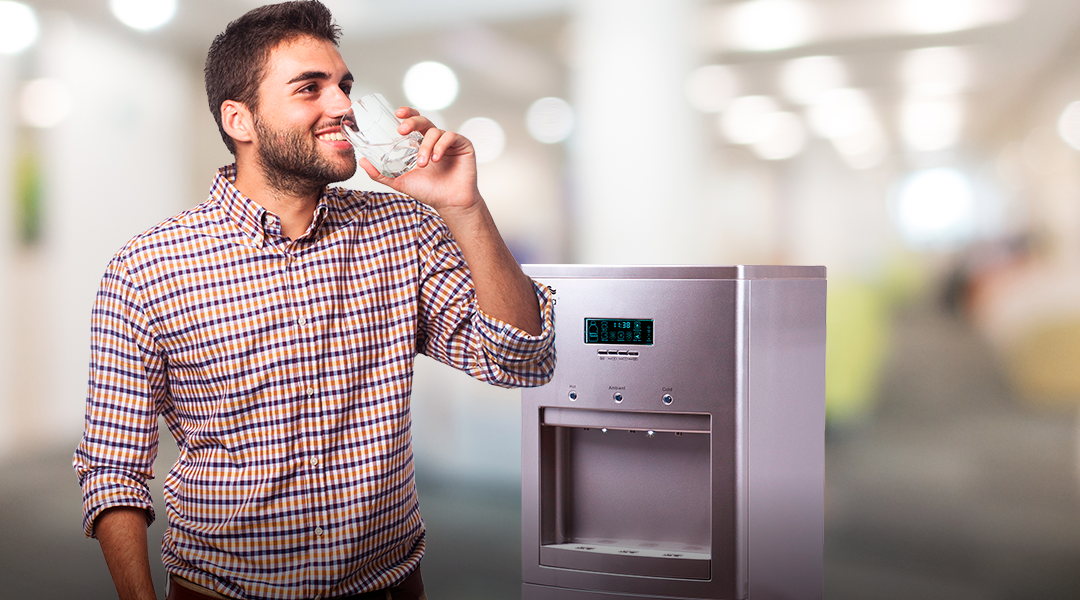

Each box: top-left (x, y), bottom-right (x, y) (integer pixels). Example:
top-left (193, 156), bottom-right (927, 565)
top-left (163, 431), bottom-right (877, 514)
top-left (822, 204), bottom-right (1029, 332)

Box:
top-left (340, 82), bottom-right (353, 97)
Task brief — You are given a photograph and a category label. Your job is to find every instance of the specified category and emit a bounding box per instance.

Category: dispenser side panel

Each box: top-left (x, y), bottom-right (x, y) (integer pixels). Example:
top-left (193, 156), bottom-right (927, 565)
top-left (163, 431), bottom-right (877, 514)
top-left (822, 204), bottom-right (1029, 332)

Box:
top-left (746, 278), bottom-right (826, 600)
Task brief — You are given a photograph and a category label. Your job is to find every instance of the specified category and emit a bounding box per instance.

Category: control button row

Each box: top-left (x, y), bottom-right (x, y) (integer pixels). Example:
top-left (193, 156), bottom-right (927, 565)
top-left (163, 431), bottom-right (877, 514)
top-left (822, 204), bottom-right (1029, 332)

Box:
top-left (597, 350), bottom-right (640, 356)
top-left (566, 390), bottom-right (675, 406)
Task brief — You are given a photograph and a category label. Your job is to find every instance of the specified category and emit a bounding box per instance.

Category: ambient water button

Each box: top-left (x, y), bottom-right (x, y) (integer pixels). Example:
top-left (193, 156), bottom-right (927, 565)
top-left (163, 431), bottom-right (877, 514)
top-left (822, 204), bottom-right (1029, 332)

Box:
top-left (663, 394), bottom-right (674, 405)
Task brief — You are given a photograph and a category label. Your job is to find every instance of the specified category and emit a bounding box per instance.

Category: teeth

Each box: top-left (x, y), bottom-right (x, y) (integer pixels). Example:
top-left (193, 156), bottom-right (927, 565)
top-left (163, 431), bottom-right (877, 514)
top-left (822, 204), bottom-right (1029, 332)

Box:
top-left (319, 132), bottom-right (345, 141)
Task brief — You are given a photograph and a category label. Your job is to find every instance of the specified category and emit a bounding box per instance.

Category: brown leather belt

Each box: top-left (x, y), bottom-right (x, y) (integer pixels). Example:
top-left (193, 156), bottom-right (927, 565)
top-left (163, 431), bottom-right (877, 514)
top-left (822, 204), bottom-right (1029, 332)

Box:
top-left (167, 567), bottom-right (424, 600)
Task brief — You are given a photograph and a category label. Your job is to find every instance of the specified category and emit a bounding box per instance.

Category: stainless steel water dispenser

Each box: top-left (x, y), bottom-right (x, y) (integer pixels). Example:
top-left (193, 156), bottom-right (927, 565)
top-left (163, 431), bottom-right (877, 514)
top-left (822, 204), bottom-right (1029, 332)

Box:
top-left (521, 265), bottom-right (826, 600)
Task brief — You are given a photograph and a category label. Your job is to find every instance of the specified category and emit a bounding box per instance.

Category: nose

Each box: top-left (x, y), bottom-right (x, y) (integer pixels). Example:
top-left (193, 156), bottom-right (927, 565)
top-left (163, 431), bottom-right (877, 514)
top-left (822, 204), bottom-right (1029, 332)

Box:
top-left (327, 87), bottom-right (352, 119)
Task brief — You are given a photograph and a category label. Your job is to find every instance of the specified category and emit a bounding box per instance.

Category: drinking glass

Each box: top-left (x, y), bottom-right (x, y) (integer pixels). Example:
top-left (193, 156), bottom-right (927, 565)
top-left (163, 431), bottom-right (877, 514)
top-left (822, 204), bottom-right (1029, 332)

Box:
top-left (340, 93), bottom-right (424, 178)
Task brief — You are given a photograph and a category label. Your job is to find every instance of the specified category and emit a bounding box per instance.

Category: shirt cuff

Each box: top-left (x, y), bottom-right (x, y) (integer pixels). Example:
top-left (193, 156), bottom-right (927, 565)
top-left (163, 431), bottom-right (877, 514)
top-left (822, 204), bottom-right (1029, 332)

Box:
top-left (79, 469), bottom-right (157, 538)
top-left (475, 280), bottom-right (555, 373)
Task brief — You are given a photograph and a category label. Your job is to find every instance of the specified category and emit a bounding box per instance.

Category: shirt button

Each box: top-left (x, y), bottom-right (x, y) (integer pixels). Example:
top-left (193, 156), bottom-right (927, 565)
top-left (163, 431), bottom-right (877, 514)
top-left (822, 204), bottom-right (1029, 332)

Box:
top-left (306, 386), bottom-right (316, 397)
top-left (314, 596), bottom-right (323, 600)
top-left (315, 526), bottom-right (324, 536)
top-left (297, 317), bottom-right (308, 326)
top-left (310, 456), bottom-right (320, 466)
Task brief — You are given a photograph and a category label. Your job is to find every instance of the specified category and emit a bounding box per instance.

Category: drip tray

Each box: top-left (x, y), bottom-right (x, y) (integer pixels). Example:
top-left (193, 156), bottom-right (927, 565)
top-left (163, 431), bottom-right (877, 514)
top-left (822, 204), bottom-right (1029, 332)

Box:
top-left (540, 539), bottom-right (711, 580)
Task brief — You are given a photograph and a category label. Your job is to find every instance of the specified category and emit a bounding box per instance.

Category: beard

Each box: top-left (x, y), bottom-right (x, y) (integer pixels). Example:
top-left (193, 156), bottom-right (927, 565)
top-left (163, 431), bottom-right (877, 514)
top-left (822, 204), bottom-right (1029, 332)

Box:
top-left (252, 114), bottom-right (357, 197)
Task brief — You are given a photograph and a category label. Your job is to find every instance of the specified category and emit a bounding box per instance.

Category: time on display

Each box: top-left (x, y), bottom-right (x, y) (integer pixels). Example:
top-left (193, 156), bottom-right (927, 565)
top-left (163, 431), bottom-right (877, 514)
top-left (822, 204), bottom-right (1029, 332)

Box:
top-left (585, 318), bottom-right (654, 345)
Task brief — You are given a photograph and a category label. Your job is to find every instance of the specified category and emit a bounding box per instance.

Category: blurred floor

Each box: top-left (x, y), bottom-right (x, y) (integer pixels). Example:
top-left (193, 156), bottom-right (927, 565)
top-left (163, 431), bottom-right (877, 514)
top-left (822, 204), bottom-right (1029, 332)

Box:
top-left (3, 298), bottom-right (1080, 599)
top-left (825, 298), bottom-right (1080, 600)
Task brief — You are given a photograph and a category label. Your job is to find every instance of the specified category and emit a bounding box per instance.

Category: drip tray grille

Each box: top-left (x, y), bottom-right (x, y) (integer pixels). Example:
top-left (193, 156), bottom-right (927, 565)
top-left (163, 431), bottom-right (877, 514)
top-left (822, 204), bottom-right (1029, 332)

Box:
top-left (540, 539), bottom-right (711, 580)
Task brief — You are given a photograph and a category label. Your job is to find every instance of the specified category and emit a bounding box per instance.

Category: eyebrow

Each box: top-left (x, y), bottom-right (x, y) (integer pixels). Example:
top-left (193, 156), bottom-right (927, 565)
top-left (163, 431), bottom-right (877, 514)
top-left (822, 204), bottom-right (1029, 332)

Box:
top-left (287, 70), bottom-right (354, 85)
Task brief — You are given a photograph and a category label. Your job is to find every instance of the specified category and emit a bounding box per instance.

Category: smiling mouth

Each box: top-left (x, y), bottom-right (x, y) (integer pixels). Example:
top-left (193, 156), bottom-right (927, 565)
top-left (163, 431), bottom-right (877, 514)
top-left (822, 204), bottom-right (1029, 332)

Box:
top-left (317, 131), bottom-right (347, 142)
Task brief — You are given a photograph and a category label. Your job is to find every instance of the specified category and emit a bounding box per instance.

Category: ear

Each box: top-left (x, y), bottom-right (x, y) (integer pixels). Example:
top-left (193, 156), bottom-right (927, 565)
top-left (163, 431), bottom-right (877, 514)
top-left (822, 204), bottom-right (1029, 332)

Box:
top-left (221, 100), bottom-right (255, 145)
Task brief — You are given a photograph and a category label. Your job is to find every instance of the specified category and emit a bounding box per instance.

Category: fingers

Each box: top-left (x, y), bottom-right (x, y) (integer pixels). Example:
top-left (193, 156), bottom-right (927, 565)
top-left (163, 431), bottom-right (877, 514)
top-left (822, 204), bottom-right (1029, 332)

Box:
top-left (415, 128), bottom-right (470, 167)
top-left (431, 130), bottom-right (465, 163)
top-left (395, 107), bottom-right (428, 136)
top-left (392, 106), bottom-right (473, 167)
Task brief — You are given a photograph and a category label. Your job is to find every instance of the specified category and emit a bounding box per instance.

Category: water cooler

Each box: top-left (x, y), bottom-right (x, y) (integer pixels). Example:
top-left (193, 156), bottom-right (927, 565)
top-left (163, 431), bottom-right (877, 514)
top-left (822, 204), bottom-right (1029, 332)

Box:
top-left (521, 265), bottom-right (825, 600)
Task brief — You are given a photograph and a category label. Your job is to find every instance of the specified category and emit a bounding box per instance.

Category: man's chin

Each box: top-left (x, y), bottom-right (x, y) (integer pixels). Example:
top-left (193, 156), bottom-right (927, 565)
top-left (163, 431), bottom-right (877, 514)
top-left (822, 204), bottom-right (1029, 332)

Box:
top-left (327, 151), bottom-right (358, 184)
top-left (331, 166), bottom-right (359, 185)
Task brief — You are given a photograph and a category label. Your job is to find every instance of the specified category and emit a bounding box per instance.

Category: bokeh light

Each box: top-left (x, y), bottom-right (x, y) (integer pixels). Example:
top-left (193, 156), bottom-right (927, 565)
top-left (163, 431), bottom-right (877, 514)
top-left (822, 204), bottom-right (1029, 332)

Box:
top-left (806, 88), bottom-right (874, 140)
top-left (685, 65), bottom-right (739, 113)
top-left (459, 117), bottom-right (506, 163)
top-left (751, 111), bottom-right (807, 160)
top-left (900, 46), bottom-right (972, 97)
top-left (0, 1), bottom-right (39, 54)
top-left (831, 123), bottom-right (889, 170)
top-left (109, 0), bottom-right (177, 31)
top-left (1057, 101), bottom-right (1080, 151)
top-left (727, 0), bottom-right (816, 52)
top-left (895, 0), bottom-right (1024, 34)
top-left (719, 95), bottom-right (782, 145)
top-left (780, 55), bottom-right (848, 106)
top-left (894, 167), bottom-right (975, 248)
top-left (900, 96), bottom-right (964, 152)
top-left (19, 79), bottom-right (74, 129)
top-left (525, 97), bottom-right (575, 144)
top-left (403, 61), bottom-right (459, 111)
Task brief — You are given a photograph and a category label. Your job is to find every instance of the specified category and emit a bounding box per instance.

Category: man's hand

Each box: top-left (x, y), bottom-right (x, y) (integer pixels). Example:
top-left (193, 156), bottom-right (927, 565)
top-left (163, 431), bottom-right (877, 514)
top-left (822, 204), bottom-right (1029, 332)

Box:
top-left (357, 107), bottom-right (482, 215)
top-left (357, 105), bottom-right (543, 336)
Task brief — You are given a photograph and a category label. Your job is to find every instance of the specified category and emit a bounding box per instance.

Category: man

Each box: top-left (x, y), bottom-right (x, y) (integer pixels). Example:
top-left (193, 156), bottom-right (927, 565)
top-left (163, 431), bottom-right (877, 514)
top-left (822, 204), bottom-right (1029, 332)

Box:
top-left (72, 2), bottom-right (555, 599)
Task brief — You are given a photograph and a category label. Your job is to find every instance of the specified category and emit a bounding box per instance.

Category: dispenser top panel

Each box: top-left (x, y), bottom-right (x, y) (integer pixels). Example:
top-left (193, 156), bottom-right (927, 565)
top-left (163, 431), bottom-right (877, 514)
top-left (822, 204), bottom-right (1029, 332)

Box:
top-left (521, 264), bottom-right (825, 280)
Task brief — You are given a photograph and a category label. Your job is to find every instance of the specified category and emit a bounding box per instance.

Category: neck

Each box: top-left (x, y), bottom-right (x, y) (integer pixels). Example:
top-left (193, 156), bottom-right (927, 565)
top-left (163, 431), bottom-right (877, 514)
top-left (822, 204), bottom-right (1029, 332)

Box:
top-left (233, 158), bottom-right (322, 240)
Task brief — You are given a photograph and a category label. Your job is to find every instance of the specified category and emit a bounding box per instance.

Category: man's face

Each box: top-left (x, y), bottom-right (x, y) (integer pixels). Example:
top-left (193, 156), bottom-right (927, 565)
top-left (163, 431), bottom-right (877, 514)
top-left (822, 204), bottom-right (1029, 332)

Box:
top-left (250, 35), bottom-right (357, 193)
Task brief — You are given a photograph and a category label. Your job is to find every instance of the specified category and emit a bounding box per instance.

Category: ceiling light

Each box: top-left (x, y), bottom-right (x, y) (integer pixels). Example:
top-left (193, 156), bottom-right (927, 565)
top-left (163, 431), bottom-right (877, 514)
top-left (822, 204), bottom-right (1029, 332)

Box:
top-left (1057, 101), bottom-right (1080, 151)
top-left (806, 88), bottom-right (874, 140)
top-left (0, 1), bottom-right (38, 54)
top-left (895, 0), bottom-right (1025, 34)
top-left (719, 95), bottom-right (782, 145)
top-left (900, 96), bottom-right (964, 152)
top-left (831, 124), bottom-right (889, 170)
top-left (780, 55), bottom-right (848, 106)
top-left (403, 61), bottom-right (459, 111)
top-left (751, 111), bottom-right (808, 160)
top-left (20, 79), bottom-right (74, 128)
top-left (900, 46), bottom-right (972, 97)
top-left (894, 167), bottom-right (975, 248)
top-left (459, 117), bottom-right (505, 163)
top-left (526, 97), bottom-right (575, 144)
top-left (685, 65), bottom-right (739, 113)
top-left (727, 0), bottom-right (816, 52)
top-left (110, 0), bottom-right (177, 31)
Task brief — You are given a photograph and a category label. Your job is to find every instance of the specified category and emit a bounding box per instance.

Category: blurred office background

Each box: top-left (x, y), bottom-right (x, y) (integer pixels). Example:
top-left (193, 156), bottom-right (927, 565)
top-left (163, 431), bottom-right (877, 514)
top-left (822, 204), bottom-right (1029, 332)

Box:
top-left (3, 0), bottom-right (1080, 598)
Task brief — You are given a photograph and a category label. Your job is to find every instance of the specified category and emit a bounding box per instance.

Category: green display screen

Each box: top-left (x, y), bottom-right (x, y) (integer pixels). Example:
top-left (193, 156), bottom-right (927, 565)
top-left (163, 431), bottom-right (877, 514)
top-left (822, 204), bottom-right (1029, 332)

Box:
top-left (585, 318), bottom-right (653, 345)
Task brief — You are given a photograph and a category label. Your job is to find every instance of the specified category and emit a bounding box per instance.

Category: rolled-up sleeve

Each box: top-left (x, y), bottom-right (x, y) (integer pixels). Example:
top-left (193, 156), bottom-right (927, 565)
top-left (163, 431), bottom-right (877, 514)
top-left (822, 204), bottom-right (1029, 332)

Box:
top-left (415, 207), bottom-right (555, 388)
top-left (73, 255), bottom-right (165, 538)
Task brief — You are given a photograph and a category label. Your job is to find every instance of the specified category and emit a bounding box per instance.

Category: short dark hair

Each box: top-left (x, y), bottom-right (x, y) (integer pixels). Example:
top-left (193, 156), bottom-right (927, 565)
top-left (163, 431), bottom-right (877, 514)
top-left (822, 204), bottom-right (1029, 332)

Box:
top-left (204, 1), bottom-right (341, 154)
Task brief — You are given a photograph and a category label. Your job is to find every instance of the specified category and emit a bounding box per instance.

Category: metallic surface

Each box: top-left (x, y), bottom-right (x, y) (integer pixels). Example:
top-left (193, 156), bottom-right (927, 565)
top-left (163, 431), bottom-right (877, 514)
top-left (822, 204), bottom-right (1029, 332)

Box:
top-left (521, 265), bottom-right (825, 600)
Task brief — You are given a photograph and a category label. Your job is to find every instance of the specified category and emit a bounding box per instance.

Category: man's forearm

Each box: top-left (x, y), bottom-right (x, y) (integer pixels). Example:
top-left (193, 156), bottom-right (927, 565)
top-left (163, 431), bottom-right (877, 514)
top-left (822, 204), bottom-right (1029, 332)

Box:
top-left (96, 507), bottom-right (158, 600)
top-left (437, 199), bottom-right (543, 336)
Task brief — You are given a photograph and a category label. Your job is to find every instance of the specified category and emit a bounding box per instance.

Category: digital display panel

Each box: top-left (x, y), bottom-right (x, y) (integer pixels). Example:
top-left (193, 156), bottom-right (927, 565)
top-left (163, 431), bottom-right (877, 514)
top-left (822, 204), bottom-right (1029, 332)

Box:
top-left (585, 318), bottom-right (654, 345)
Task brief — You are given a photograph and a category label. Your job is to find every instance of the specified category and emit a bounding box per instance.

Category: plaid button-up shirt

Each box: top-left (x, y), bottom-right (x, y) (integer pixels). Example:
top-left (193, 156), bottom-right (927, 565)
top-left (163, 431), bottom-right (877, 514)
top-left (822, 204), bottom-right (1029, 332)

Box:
top-left (74, 164), bottom-right (555, 600)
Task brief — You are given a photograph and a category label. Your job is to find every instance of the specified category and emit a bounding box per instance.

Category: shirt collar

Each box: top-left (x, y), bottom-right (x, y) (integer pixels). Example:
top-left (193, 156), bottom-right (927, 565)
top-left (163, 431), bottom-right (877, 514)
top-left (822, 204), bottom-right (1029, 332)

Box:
top-left (211, 164), bottom-right (269, 248)
top-left (210, 164), bottom-right (336, 248)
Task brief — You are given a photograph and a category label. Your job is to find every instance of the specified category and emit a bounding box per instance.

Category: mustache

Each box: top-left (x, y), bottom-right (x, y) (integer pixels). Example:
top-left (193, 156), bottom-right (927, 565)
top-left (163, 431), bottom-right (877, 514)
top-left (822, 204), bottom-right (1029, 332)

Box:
top-left (314, 120), bottom-right (343, 132)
